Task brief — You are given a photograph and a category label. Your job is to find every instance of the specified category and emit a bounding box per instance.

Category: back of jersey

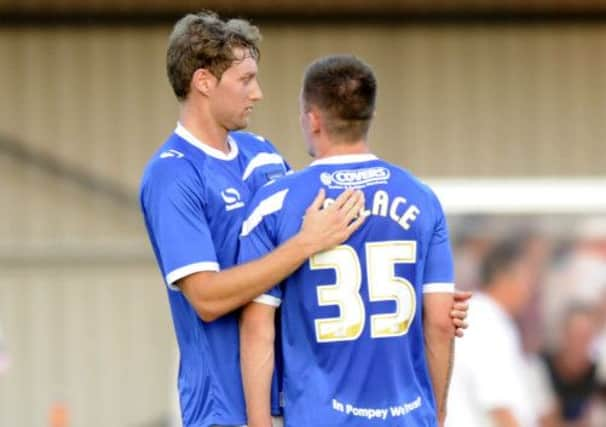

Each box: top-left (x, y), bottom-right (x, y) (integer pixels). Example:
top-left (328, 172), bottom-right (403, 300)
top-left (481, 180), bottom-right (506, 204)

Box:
top-left (240, 154), bottom-right (454, 427)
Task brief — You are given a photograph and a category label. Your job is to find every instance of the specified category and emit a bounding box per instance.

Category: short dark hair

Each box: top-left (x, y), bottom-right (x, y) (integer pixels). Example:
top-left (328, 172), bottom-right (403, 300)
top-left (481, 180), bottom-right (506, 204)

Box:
top-left (166, 11), bottom-right (261, 101)
top-left (302, 55), bottom-right (376, 142)
top-left (480, 239), bottom-right (527, 287)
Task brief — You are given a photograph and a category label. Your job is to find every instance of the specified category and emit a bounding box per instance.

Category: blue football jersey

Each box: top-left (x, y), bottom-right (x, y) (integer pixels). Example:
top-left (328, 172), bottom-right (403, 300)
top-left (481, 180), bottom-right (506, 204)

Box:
top-left (239, 153), bottom-right (455, 427)
top-left (140, 123), bottom-right (289, 427)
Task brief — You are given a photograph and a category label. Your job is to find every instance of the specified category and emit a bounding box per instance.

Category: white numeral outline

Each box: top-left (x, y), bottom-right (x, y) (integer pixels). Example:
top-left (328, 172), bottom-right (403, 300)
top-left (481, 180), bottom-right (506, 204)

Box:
top-left (313, 246), bottom-right (364, 342)
top-left (367, 241), bottom-right (416, 338)
top-left (310, 241), bottom-right (417, 343)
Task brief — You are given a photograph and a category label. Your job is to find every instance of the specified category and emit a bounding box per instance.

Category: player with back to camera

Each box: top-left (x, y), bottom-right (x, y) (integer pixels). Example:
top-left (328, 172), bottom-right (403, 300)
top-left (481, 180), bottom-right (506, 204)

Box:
top-left (239, 55), bottom-right (457, 427)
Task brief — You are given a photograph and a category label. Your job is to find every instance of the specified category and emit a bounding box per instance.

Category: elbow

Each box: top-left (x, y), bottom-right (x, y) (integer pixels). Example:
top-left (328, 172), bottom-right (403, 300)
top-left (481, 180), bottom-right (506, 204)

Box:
top-left (198, 309), bottom-right (220, 323)
top-left (176, 272), bottom-right (227, 323)
top-left (195, 300), bottom-right (223, 323)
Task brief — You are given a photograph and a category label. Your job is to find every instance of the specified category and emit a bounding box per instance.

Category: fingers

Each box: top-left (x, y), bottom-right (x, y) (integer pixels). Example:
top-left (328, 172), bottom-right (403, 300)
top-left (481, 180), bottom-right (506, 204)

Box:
top-left (342, 191), bottom-right (365, 225)
top-left (331, 188), bottom-right (355, 210)
top-left (454, 290), bottom-right (472, 302)
top-left (454, 315), bottom-right (468, 338)
top-left (452, 317), bottom-right (468, 328)
top-left (306, 188), bottom-right (326, 213)
top-left (339, 189), bottom-right (361, 217)
top-left (346, 210), bottom-right (367, 234)
top-left (452, 302), bottom-right (468, 312)
top-left (451, 310), bottom-right (468, 321)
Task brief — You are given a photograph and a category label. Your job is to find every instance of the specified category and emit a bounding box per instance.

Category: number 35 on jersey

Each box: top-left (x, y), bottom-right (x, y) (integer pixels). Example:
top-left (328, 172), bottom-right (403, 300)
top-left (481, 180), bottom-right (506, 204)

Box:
top-left (311, 240), bottom-right (417, 343)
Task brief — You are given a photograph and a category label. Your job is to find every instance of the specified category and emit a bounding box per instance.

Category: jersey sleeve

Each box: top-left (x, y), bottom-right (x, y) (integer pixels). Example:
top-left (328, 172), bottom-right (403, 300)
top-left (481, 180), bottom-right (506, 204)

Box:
top-left (422, 190), bottom-right (455, 294)
top-left (141, 162), bottom-right (219, 290)
top-left (238, 187), bottom-right (289, 306)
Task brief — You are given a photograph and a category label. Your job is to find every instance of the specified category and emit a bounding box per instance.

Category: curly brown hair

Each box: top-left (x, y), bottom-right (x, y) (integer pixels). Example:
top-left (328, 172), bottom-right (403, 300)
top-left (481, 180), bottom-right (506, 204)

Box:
top-left (166, 11), bottom-right (261, 101)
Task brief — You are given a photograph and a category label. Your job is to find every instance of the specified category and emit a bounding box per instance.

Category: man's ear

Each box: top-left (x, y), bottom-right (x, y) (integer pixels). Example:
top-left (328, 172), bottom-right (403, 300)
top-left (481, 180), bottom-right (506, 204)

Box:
top-left (308, 108), bottom-right (322, 135)
top-left (191, 68), bottom-right (216, 96)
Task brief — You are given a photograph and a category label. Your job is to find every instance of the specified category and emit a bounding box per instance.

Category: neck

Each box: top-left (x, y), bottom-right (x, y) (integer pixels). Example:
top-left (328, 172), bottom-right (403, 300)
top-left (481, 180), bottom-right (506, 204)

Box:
top-left (315, 139), bottom-right (370, 159)
top-left (179, 101), bottom-right (230, 154)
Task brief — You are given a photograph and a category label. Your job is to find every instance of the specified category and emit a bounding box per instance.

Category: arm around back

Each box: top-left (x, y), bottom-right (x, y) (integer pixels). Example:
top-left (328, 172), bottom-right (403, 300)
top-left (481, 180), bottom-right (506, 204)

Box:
top-left (177, 188), bottom-right (366, 322)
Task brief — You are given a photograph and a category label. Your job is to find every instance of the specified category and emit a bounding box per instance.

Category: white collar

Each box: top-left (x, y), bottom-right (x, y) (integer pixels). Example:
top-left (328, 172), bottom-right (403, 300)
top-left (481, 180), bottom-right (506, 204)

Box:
top-left (309, 153), bottom-right (378, 166)
top-left (175, 122), bottom-right (239, 161)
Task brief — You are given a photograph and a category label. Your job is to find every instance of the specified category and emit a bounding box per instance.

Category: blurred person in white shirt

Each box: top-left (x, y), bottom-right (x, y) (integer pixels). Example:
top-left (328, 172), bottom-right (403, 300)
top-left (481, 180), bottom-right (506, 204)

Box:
top-left (446, 238), bottom-right (549, 427)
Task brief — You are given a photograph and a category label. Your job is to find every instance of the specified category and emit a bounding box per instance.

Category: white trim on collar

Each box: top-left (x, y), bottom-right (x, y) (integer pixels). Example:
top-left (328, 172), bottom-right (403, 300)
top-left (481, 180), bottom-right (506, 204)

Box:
top-left (309, 153), bottom-right (378, 166)
top-left (175, 122), bottom-right (239, 160)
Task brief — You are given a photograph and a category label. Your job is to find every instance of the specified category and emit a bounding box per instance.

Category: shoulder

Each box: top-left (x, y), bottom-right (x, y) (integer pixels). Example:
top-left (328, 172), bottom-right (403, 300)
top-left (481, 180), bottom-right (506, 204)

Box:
top-left (249, 175), bottom-right (294, 206)
top-left (379, 161), bottom-right (442, 209)
top-left (245, 170), bottom-right (313, 219)
top-left (260, 167), bottom-right (318, 200)
top-left (230, 131), bottom-right (281, 154)
top-left (140, 138), bottom-right (205, 197)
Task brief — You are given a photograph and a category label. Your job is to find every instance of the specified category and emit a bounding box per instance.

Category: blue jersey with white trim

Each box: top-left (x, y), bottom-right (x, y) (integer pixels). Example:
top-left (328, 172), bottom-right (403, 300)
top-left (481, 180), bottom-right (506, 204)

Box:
top-left (140, 124), bottom-right (289, 427)
top-left (239, 154), bottom-right (454, 427)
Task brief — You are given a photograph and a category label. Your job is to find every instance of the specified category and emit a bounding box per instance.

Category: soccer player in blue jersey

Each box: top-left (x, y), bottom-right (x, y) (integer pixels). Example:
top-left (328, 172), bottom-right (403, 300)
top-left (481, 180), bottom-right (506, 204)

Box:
top-left (140, 13), bottom-right (367, 427)
top-left (239, 55), bottom-right (456, 427)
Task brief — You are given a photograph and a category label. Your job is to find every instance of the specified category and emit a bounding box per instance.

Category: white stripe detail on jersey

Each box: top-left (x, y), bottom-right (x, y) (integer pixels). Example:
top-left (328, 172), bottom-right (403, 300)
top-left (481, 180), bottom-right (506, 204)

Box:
top-left (242, 152), bottom-right (286, 181)
top-left (423, 282), bottom-right (455, 294)
top-left (253, 293), bottom-right (282, 307)
top-left (241, 189), bottom-right (289, 237)
top-left (165, 262), bottom-right (220, 291)
top-left (309, 153), bottom-right (378, 166)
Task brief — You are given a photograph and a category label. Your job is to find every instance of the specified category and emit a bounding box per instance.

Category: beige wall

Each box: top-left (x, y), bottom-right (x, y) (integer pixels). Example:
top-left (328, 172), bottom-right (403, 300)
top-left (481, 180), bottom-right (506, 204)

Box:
top-left (0, 23), bottom-right (605, 426)
top-left (1, 24), bottom-right (605, 180)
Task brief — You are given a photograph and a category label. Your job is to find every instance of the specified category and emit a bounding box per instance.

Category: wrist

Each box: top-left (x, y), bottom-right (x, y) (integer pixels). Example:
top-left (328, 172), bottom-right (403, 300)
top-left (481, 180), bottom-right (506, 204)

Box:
top-left (291, 232), bottom-right (318, 258)
top-left (247, 415), bottom-right (273, 427)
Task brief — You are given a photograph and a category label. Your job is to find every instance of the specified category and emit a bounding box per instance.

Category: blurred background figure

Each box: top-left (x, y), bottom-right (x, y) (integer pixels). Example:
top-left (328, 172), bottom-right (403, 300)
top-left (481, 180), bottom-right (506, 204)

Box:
top-left (542, 304), bottom-right (606, 427)
top-left (452, 216), bottom-right (495, 292)
top-left (542, 217), bottom-right (606, 351)
top-left (446, 237), bottom-right (556, 427)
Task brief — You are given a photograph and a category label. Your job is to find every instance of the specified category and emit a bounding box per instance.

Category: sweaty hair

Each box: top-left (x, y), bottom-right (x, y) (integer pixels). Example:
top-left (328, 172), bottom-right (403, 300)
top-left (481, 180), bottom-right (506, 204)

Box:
top-left (166, 11), bottom-right (261, 101)
top-left (302, 55), bottom-right (376, 142)
top-left (480, 239), bottom-right (527, 288)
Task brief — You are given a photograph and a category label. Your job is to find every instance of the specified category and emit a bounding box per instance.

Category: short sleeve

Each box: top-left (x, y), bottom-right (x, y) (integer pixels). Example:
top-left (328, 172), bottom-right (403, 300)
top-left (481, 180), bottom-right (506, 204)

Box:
top-left (422, 191), bottom-right (455, 293)
top-left (141, 164), bottom-right (219, 290)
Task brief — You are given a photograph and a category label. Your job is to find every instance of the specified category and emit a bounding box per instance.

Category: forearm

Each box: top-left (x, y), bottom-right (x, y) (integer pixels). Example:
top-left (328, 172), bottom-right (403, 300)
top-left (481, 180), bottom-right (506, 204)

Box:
top-left (424, 325), bottom-right (454, 424)
top-left (180, 233), bottom-right (315, 321)
top-left (240, 304), bottom-right (275, 427)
